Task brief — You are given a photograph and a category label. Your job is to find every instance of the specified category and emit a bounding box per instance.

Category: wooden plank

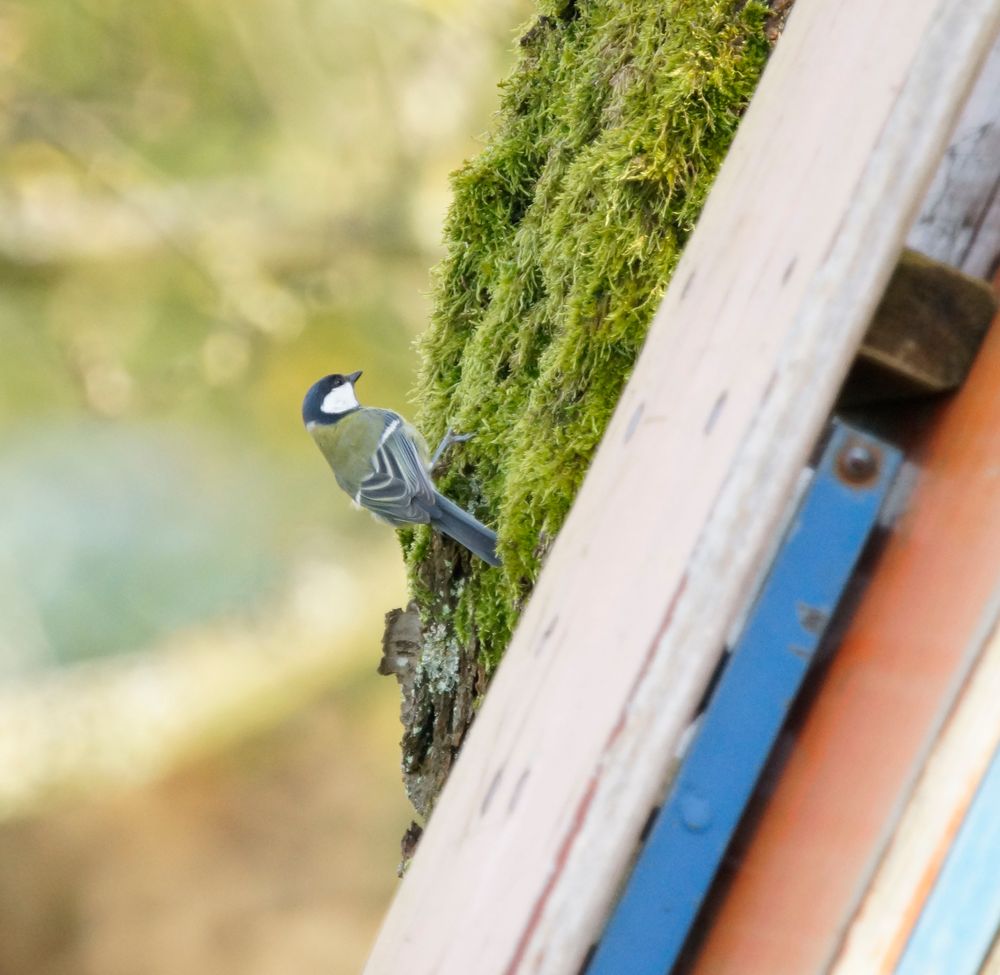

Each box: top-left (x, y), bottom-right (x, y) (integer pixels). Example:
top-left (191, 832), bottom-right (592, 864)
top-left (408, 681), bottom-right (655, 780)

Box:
top-left (363, 3), bottom-right (1000, 973)
top-left (845, 249), bottom-right (998, 403)
top-left (687, 293), bottom-right (1000, 975)
top-left (828, 601), bottom-right (1000, 974)
top-left (893, 746), bottom-right (1000, 975)
top-left (906, 38), bottom-right (1000, 279)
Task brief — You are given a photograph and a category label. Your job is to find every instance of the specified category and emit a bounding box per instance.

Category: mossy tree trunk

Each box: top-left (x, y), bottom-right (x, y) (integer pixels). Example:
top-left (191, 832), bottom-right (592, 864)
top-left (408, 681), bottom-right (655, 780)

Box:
top-left (380, 0), bottom-right (791, 824)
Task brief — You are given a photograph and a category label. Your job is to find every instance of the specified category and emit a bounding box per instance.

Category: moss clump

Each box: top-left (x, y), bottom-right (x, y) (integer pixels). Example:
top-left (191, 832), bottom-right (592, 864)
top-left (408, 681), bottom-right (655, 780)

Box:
top-left (403, 1), bottom-right (773, 692)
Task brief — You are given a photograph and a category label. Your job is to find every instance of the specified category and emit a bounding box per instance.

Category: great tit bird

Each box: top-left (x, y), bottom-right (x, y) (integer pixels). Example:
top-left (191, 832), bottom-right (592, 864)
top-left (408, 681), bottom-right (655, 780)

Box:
top-left (302, 371), bottom-right (501, 567)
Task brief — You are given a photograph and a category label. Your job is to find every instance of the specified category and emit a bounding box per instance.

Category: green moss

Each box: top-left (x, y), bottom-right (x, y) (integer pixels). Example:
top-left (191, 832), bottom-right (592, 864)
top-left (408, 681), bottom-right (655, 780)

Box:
top-left (405, 0), bottom-right (772, 677)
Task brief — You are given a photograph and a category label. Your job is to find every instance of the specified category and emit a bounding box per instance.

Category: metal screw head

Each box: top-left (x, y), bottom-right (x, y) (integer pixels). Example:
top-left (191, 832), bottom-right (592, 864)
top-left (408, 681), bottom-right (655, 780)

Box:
top-left (837, 439), bottom-right (880, 485)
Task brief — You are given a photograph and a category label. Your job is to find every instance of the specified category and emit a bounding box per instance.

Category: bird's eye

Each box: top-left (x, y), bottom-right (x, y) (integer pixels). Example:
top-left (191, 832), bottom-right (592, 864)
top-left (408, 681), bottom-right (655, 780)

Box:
top-left (331, 378), bottom-right (342, 387)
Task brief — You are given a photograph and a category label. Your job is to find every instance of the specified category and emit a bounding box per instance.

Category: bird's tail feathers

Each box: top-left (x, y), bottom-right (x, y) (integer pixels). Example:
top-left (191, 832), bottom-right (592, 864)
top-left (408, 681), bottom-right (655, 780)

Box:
top-left (430, 492), bottom-right (501, 567)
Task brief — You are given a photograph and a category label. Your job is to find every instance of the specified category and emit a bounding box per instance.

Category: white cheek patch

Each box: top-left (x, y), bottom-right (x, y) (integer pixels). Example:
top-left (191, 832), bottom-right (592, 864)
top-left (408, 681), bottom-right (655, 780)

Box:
top-left (320, 384), bottom-right (359, 414)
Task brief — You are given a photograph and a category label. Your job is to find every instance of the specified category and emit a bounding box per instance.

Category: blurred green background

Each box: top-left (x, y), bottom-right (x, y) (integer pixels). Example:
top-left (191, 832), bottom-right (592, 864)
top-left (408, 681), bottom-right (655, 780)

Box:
top-left (0, 0), bottom-right (528, 971)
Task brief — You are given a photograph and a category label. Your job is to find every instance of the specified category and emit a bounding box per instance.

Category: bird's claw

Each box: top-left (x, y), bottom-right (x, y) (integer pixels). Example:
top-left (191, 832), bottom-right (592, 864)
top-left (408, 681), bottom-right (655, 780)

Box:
top-left (430, 427), bottom-right (475, 469)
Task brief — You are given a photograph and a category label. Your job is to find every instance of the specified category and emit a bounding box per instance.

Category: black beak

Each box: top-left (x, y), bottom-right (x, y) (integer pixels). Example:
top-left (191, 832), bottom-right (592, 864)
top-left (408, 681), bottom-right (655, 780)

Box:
top-left (347, 370), bottom-right (362, 384)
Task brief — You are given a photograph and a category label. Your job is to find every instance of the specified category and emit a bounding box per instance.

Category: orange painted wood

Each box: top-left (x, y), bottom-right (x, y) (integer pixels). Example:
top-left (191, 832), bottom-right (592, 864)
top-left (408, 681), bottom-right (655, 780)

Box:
top-left (688, 293), bottom-right (1000, 975)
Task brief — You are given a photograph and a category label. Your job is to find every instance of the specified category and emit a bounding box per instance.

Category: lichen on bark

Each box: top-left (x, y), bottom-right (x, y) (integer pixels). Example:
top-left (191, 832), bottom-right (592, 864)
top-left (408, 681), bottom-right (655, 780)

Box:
top-left (382, 0), bottom-right (780, 819)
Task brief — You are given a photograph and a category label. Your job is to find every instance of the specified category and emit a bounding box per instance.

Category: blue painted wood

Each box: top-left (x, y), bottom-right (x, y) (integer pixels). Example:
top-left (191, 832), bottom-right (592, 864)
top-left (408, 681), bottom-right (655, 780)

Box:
top-left (587, 422), bottom-right (902, 975)
top-left (894, 745), bottom-right (1000, 975)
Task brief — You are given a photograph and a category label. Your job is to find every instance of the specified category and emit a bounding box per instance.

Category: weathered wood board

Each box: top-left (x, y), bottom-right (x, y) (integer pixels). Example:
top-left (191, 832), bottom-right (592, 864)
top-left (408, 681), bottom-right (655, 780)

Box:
top-left (364, 2), bottom-right (1000, 973)
top-left (907, 38), bottom-right (1000, 279)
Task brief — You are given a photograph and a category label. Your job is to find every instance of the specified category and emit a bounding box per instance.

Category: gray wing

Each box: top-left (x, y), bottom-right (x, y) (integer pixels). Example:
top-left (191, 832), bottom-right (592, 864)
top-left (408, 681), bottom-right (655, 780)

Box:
top-left (357, 413), bottom-right (436, 526)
